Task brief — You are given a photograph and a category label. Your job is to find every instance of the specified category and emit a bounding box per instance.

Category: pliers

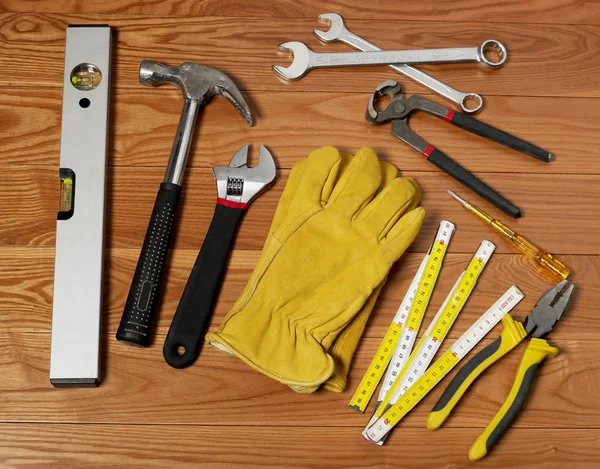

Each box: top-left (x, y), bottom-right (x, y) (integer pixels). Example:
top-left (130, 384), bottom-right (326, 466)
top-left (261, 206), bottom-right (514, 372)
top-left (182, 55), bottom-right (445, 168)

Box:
top-left (427, 280), bottom-right (574, 461)
top-left (366, 80), bottom-right (553, 219)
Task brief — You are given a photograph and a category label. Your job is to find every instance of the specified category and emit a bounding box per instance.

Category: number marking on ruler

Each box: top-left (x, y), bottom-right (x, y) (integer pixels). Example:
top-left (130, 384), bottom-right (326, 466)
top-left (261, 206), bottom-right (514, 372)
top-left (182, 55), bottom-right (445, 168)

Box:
top-left (364, 284), bottom-right (524, 443)
top-left (348, 221), bottom-right (455, 412)
top-left (364, 240), bottom-right (494, 438)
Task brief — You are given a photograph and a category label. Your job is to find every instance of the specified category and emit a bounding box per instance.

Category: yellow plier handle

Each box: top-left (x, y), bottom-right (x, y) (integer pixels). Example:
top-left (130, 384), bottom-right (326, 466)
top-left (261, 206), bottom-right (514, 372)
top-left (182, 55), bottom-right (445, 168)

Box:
top-left (427, 314), bottom-right (527, 431)
top-left (468, 338), bottom-right (558, 461)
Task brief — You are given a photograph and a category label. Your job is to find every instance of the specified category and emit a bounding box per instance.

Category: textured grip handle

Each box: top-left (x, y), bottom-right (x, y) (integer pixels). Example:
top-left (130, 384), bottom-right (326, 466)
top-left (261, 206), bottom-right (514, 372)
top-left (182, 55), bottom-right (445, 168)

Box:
top-left (468, 338), bottom-right (559, 461)
top-left (428, 314), bottom-right (526, 431)
top-left (449, 112), bottom-right (553, 162)
top-left (116, 182), bottom-right (181, 347)
top-left (163, 203), bottom-right (246, 368)
top-left (427, 148), bottom-right (522, 218)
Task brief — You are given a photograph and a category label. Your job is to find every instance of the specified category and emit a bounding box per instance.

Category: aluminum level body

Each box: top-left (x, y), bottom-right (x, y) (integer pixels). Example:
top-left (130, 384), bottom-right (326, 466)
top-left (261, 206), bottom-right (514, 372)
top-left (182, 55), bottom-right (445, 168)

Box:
top-left (50, 25), bottom-right (112, 387)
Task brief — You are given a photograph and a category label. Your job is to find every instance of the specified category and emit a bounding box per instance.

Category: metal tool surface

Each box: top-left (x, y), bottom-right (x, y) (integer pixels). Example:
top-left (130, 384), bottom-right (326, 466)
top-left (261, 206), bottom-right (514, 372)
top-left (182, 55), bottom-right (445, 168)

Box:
top-left (313, 13), bottom-right (484, 113)
top-left (367, 80), bottom-right (553, 218)
top-left (116, 61), bottom-right (252, 348)
top-left (50, 24), bottom-right (112, 387)
top-left (163, 145), bottom-right (276, 369)
top-left (427, 280), bottom-right (574, 460)
top-left (273, 39), bottom-right (506, 81)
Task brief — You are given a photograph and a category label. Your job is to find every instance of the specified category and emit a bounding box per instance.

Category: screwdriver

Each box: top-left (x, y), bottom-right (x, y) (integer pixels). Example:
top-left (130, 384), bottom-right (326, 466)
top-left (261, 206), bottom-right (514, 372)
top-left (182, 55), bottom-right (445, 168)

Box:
top-left (448, 190), bottom-right (570, 281)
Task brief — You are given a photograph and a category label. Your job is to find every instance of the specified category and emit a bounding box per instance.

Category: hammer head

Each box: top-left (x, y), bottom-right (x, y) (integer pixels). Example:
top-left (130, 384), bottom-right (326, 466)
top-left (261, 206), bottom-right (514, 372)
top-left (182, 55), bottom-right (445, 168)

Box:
top-left (139, 61), bottom-right (253, 126)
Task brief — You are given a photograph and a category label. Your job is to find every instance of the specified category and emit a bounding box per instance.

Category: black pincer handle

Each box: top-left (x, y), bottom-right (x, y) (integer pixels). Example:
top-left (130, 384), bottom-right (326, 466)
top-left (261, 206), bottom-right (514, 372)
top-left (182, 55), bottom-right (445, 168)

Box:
top-left (163, 201), bottom-right (246, 368)
top-left (425, 146), bottom-right (522, 218)
top-left (116, 182), bottom-right (181, 347)
top-left (447, 111), bottom-right (553, 163)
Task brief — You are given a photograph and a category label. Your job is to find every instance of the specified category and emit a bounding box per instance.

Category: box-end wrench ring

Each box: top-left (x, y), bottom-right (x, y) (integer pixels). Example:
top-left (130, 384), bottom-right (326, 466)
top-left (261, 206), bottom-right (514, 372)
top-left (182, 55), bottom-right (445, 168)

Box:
top-left (313, 13), bottom-right (489, 113)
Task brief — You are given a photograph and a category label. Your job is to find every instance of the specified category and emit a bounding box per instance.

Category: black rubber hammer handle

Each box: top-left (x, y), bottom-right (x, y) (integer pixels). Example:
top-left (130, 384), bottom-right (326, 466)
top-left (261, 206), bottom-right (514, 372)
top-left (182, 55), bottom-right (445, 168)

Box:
top-left (116, 182), bottom-right (181, 347)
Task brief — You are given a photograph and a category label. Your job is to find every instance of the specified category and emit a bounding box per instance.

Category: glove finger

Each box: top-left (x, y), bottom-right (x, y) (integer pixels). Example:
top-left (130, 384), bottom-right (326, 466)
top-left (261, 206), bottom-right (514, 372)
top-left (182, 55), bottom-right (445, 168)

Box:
top-left (355, 177), bottom-right (418, 241)
top-left (404, 177), bottom-right (422, 210)
top-left (269, 159), bottom-right (306, 233)
top-left (380, 160), bottom-right (399, 188)
top-left (327, 147), bottom-right (382, 216)
top-left (383, 207), bottom-right (426, 258)
top-left (289, 146), bottom-right (343, 212)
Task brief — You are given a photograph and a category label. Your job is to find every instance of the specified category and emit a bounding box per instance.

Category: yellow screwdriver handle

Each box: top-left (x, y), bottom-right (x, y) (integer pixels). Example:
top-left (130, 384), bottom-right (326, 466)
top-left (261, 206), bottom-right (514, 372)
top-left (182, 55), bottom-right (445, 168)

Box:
top-left (469, 338), bottom-right (559, 461)
top-left (427, 315), bottom-right (527, 431)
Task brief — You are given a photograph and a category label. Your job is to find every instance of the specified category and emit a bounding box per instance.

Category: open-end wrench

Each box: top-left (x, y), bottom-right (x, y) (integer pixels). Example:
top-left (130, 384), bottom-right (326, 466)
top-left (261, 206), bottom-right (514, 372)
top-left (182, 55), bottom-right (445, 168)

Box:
top-left (163, 144), bottom-right (276, 369)
top-left (273, 40), bottom-right (506, 82)
top-left (314, 13), bottom-right (485, 114)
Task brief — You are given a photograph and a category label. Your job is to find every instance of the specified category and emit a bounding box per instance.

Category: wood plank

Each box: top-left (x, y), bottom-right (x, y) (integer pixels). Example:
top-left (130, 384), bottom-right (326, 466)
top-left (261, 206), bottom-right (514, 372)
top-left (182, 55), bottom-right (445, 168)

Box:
top-left (2, 87), bottom-right (597, 174)
top-left (1, 14), bottom-right (600, 96)
top-left (0, 1), bottom-right (598, 25)
top-left (0, 424), bottom-right (597, 469)
top-left (0, 332), bottom-right (596, 428)
top-left (1, 165), bottom-right (597, 254)
top-left (1, 248), bottom-right (595, 340)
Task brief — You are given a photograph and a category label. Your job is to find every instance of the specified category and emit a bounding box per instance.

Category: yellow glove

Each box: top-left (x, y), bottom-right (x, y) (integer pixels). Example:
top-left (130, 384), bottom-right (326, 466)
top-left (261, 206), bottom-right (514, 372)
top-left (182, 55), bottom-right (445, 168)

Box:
top-left (206, 147), bottom-right (425, 391)
top-left (300, 162), bottom-right (423, 394)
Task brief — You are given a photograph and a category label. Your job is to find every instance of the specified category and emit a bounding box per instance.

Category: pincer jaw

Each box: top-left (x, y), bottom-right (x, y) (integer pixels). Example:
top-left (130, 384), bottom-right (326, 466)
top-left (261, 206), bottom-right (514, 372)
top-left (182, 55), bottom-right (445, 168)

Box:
top-left (367, 80), bottom-right (403, 124)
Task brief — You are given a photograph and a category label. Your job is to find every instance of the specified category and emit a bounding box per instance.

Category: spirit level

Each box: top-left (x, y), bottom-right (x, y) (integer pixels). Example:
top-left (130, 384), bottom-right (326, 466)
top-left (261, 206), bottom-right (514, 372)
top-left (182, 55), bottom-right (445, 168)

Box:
top-left (50, 25), bottom-right (112, 387)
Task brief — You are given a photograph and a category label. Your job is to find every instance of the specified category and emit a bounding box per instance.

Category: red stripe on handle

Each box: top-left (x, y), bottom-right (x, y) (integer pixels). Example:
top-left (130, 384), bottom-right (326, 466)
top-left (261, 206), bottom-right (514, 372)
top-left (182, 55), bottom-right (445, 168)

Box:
top-left (444, 109), bottom-right (455, 123)
top-left (422, 145), bottom-right (435, 159)
top-left (217, 198), bottom-right (248, 210)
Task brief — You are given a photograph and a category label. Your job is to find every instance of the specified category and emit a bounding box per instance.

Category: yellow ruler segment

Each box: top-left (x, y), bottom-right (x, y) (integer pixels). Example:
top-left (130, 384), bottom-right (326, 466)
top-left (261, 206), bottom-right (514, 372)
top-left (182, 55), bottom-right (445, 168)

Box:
top-left (364, 267), bottom-right (528, 446)
top-left (348, 322), bottom-right (402, 411)
top-left (368, 276), bottom-right (462, 424)
top-left (365, 286), bottom-right (524, 443)
top-left (348, 222), bottom-right (453, 412)
top-left (372, 240), bottom-right (494, 424)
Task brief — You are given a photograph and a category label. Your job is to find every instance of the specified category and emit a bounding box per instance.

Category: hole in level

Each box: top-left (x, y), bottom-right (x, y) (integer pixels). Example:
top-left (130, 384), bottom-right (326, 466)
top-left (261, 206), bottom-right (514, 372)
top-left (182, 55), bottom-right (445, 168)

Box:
top-left (177, 345), bottom-right (186, 356)
top-left (79, 98), bottom-right (91, 108)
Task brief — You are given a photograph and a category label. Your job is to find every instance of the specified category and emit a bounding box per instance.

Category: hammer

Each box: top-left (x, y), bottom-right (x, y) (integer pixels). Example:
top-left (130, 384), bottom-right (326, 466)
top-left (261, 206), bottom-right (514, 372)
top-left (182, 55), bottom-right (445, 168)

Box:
top-left (116, 61), bottom-right (252, 348)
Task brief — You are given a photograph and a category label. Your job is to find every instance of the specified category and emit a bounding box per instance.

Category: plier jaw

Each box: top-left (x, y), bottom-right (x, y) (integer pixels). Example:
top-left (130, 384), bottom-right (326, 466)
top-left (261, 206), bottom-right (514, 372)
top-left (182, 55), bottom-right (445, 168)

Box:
top-left (366, 80), bottom-right (406, 125)
top-left (525, 279), bottom-right (574, 338)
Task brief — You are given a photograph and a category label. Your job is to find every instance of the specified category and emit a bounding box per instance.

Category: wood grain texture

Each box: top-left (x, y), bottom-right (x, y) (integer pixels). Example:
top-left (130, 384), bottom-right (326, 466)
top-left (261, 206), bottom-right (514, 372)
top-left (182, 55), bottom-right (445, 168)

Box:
top-left (1, 14), bottom-right (600, 97)
top-left (0, 332), bottom-right (597, 429)
top-left (1, 3), bottom-right (600, 468)
top-left (0, 424), bottom-right (598, 469)
top-left (0, 248), bottom-right (596, 340)
top-left (0, 165), bottom-right (595, 254)
top-left (0, 0), bottom-right (598, 24)
top-left (2, 88), bottom-right (598, 174)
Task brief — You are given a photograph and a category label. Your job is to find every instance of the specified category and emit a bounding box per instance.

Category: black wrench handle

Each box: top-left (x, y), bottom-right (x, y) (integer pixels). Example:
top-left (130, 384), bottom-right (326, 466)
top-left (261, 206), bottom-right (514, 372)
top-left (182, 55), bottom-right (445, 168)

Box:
top-left (116, 182), bottom-right (181, 347)
top-left (445, 110), bottom-right (553, 162)
top-left (163, 200), bottom-right (246, 368)
top-left (425, 146), bottom-right (522, 218)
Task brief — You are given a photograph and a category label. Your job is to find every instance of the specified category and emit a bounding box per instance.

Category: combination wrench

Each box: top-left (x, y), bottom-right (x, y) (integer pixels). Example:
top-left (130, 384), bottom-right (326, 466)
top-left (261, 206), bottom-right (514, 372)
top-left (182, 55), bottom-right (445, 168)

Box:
top-left (273, 38), bottom-right (506, 83)
top-left (313, 13), bottom-right (488, 114)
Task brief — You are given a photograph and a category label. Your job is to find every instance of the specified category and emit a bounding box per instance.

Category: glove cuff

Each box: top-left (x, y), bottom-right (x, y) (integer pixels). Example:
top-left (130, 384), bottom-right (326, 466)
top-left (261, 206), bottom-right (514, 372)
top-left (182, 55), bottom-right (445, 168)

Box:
top-left (205, 320), bottom-right (336, 389)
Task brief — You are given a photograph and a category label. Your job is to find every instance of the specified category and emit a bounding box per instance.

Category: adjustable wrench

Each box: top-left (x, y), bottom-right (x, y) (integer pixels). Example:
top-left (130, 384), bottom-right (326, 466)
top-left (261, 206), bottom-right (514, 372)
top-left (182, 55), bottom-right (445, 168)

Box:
top-left (273, 40), bottom-right (506, 82)
top-left (163, 144), bottom-right (276, 369)
top-left (313, 13), bottom-right (485, 114)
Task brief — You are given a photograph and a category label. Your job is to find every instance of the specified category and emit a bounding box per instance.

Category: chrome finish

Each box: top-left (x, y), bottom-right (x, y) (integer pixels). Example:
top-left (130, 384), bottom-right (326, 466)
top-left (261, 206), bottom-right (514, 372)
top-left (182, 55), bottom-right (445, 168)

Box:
top-left (313, 13), bottom-right (485, 114)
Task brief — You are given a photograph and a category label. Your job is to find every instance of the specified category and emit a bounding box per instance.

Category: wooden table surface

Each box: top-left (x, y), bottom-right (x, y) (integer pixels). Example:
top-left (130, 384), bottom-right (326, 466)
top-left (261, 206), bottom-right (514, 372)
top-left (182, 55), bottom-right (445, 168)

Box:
top-left (1, 1), bottom-right (599, 468)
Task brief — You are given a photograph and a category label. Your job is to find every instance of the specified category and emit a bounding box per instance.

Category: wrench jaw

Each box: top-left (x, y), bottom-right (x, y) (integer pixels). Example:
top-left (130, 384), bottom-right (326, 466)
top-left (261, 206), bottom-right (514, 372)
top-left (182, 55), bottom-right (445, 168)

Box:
top-left (272, 42), bottom-right (312, 81)
top-left (313, 13), bottom-right (345, 42)
top-left (213, 145), bottom-right (277, 205)
top-left (366, 80), bottom-right (404, 125)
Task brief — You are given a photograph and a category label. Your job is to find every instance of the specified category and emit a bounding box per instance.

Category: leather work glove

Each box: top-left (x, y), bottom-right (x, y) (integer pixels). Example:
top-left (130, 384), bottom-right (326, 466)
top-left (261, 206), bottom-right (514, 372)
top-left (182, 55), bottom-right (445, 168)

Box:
top-left (206, 146), bottom-right (425, 392)
top-left (298, 157), bottom-right (422, 394)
